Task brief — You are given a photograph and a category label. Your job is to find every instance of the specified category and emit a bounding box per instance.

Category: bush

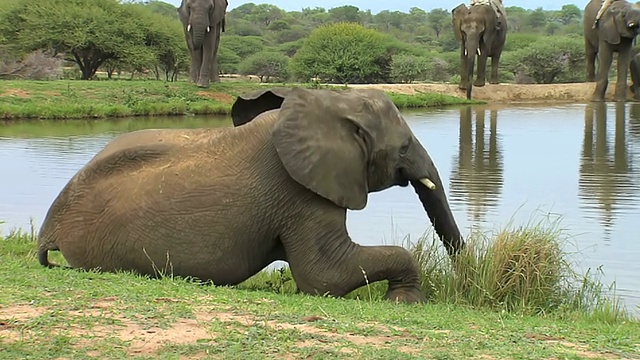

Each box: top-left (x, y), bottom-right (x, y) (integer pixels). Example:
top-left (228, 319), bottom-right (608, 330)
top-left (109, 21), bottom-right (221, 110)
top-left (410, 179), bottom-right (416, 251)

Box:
top-left (503, 37), bottom-right (585, 84)
top-left (391, 54), bottom-right (429, 83)
top-left (290, 22), bottom-right (392, 84)
top-left (0, 49), bottom-right (63, 80)
top-left (238, 51), bottom-right (290, 82)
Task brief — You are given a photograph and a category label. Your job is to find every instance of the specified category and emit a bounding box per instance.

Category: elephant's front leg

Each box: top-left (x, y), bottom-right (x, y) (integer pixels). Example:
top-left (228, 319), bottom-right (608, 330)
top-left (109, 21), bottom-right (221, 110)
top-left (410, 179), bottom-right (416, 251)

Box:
top-left (586, 45), bottom-right (597, 82)
top-left (282, 218), bottom-right (426, 304)
top-left (615, 47), bottom-right (632, 102)
top-left (489, 54), bottom-right (501, 84)
top-left (474, 53), bottom-right (488, 87)
top-left (593, 43), bottom-right (613, 102)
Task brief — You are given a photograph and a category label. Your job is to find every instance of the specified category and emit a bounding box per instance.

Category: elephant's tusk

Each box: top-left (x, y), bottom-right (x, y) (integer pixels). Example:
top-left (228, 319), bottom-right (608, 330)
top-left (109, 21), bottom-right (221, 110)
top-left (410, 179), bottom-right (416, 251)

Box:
top-left (419, 178), bottom-right (436, 190)
top-left (629, 22), bottom-right (636, 28)
top-left (207, 26), bottom-right (210, 32)
top-left (464, 48), bottom-right (468, 56)
top-left (187, 24), bottom-right (191, 32)
top-left (476, 48), bottom-right (481, 56)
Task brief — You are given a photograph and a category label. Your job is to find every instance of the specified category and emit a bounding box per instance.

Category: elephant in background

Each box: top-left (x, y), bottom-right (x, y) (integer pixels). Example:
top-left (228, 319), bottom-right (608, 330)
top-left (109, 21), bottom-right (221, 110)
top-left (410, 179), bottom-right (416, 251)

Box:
top-left (178, 0), bottom-right (227, 88)
top-left (584, 0), bottom-right (640, 101)
top-left (37, 87), bottom-right (465, 304)
top-left (452, 1), bottom-right (507, 100)
top-left (629, 51), bottom-right (640, 100)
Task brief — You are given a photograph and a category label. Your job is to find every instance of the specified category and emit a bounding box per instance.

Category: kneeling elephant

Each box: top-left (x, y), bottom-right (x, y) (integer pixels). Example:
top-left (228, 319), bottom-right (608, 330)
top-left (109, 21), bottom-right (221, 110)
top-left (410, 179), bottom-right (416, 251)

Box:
top-left (37, 87), bottom-right (464, 304)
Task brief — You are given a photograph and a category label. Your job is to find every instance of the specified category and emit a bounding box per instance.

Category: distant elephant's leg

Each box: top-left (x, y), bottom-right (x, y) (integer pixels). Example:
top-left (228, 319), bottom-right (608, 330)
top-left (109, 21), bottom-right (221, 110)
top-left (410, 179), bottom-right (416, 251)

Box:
top-left (586, 44), bottom-right (597, 82)
top-left (630, 56), bottom-right (640, 100)
top-left (489, 53), bottom-right (501, 84)
top-left (209, 23), bottom-right (222, 83)
top-left (593, 43), bottom-right (613, 102)
top-left (474, 53), bottom-right (488, 87)
top-left (282, 217), bottom-right (425, 304)
top-left (615, 46), bottom-right (632, 102)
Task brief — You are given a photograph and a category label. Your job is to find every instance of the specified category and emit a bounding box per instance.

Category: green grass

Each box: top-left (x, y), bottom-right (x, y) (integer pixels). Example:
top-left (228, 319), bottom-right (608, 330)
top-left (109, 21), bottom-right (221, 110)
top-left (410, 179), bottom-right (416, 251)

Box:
top-left (0, 79), bottom-right (475, 120)
top-left (1, 218), bottom-right (638, 359)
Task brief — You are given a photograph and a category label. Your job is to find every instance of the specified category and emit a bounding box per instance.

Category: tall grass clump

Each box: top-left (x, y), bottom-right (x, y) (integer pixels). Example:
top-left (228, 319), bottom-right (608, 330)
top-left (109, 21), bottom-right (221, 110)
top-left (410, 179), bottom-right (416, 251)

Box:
top-left (403, 216), bottom-right (629, 321)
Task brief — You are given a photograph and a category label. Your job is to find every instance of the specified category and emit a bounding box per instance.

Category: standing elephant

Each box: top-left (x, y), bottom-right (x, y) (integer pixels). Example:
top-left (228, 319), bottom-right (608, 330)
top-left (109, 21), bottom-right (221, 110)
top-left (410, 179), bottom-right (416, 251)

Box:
top-left (629, 51), bottom-right (640, 100)
top-left (178, 0), bottom-right (228, 88)
top-left (584, 0), bottom-right (640, 101)
top-left (452, 0), bottom-right (507, 100)
top-left (37, 88), bottom-right (465, 304)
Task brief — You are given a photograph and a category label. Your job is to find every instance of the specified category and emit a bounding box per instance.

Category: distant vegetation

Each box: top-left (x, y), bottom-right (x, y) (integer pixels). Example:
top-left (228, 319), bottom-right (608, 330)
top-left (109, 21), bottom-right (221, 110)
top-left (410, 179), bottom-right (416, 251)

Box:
top-left (0, 0), bottom-right (608, 85)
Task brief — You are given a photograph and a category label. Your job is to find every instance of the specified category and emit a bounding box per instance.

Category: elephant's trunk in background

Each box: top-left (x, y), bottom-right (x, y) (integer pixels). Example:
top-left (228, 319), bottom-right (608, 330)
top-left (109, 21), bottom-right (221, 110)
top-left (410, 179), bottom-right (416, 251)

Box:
top-left (465, 36), bottom-right (479, 100)
top-left (405, 141), bottom-right (465, 256)
top-left (190, 14), bottom-right (209, 49)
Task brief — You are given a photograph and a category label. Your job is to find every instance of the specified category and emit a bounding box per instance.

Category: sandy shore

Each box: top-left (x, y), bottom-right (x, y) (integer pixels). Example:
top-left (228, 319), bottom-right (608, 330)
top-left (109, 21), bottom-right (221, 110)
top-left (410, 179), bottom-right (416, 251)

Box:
top-left (346, 82), bottom-right (631, 103)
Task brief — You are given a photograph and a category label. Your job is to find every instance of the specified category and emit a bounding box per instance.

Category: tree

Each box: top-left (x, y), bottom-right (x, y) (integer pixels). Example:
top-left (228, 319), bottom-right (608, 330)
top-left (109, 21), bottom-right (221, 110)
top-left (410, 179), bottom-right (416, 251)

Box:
top-left (328, 5), bottom-right (361, 23)
top-left (2, 0), bottom-right (155, 80)
top-left (557, 4), bottom-right (581, 25)
top-left (426, 8), bottom-right (449, 38)
top-left (290, 22), bottom-right (391, 84)
top-left (238, 51), bottom-right (289, 82)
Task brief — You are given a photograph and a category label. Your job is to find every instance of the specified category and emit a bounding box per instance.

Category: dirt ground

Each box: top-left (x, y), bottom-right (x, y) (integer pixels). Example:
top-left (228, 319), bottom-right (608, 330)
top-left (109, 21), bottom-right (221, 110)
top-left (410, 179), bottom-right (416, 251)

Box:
top-left (347, 82), bottom-right (631, 103)
top-left (0, 300), bottom-right (622, 359)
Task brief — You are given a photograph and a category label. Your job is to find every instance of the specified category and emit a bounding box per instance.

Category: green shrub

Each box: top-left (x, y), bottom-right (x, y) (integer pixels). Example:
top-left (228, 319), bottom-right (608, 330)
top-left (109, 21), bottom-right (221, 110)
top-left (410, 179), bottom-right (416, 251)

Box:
top-left (290, 22), bottom-right (391, 84)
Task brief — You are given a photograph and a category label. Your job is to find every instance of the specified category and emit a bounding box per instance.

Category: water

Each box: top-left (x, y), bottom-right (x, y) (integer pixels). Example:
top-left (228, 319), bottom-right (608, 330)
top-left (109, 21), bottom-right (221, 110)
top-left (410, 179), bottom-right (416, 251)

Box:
top-left (1, 103), bottom-right (639, 313)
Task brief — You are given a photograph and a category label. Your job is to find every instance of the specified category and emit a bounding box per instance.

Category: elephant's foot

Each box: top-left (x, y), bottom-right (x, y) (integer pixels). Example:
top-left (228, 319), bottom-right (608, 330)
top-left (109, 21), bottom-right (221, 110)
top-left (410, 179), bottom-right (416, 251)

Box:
top-left (591, 94), bottom-right (606, 102)
top-left (489, 79), bottom-right (499, 85)
top-left (458, 82), bottom-right (467, 90)
top-left (196, 79), bottom-right (211, 88)
top-left (473, 79), bottom-right (486, 87)
top-left (384, 286), bottom-right (426, 304)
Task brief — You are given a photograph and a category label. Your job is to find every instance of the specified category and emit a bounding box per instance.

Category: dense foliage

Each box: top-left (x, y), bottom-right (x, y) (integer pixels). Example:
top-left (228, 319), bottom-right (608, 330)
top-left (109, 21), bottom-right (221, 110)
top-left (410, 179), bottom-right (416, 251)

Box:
top-left (0, 0), bottom-right (606, 84)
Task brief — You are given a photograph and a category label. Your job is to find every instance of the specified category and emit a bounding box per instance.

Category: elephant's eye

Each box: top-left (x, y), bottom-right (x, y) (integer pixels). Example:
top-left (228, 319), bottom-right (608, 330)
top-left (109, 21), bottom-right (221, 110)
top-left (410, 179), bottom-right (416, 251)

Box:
top-left (399, 143), bottom-right (409, 156)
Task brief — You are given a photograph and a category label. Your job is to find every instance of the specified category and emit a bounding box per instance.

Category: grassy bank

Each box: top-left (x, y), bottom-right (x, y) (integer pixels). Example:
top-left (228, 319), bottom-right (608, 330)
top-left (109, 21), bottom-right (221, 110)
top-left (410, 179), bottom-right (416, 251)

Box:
top-left (0, 80), bottom-right (476, 120)
top-left (1, 219), bottom-right (638, 359)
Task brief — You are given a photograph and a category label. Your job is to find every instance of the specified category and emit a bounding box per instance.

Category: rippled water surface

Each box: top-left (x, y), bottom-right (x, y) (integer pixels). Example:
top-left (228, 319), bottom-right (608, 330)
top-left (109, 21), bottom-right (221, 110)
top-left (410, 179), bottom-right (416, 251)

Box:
top-left (1, 103), bottom-right (639, 312)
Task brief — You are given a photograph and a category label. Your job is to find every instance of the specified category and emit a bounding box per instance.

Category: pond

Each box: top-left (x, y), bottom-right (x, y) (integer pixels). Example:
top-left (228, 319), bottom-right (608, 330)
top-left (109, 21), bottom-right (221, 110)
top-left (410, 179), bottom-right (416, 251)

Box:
top-left (1, 102), bottom-right (639, 313)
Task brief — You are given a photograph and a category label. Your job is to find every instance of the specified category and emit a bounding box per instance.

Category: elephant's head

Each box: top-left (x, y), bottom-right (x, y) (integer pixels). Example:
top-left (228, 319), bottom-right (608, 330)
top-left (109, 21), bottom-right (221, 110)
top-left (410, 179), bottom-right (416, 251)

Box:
top-left (601, 1), bottom-right (640, 44)
top-left (233, 88), bottom-right (465, 256)
top-left (452, 3), bottom-right (496, 99)
top-left (178, 0), bottom-right (227, 49)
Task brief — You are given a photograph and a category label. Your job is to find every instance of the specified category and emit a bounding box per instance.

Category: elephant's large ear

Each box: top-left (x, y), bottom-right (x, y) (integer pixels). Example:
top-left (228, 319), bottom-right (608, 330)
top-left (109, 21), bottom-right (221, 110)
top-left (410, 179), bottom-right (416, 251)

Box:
top-left (452, 4), bottom-right (467, 41)
top-left (601, 8), bottom-right (622, 44)
top-left (272, 88), bottom-right (381, 210)
top-left (211, 0), bottom-right (227, 29)
top-left (231, 88), bottom-right (290, 127)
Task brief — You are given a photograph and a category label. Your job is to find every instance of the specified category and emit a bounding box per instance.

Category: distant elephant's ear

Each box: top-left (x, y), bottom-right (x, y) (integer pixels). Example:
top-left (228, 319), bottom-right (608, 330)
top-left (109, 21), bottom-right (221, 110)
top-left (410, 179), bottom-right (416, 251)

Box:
top-left (452, 4), bottom-right (467, 41)
top-left (272, 88), bottom-right (382, 210)
top-left (601, 9), bottom-right (622, 44)
top-left (231, 88), bottom-right (290, 127)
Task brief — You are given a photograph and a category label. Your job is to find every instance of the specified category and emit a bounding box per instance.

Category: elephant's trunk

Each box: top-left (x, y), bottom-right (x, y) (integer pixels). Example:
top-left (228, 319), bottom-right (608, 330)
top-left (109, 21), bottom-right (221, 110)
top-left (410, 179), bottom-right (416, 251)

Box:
top-left (465, 37), bottom-right (479, 100)
top-left (190, 14), bottom-right (210, 49)
top-left (404, 140), bottom-right (465, 256)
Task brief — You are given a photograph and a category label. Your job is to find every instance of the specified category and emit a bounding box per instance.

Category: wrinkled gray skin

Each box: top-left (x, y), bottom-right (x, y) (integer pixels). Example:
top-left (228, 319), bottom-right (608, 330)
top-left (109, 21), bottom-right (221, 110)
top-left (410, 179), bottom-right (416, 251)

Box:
top-left (629, 52), bottom-right (640, 100)
top-left (178, 0), bottom-right (227, 88)
top-left (37, 88), bottom-right (464, 304)
top-left (584, 0), bottom-right (640, 102)
top-left (452, 3), bottom-right (507, 100)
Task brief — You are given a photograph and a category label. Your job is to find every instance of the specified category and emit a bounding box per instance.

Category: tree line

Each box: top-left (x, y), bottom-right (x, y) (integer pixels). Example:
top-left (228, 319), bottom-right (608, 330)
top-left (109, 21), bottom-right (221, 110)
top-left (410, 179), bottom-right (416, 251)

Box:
top-left (0, 0), bottom-right (615, 84)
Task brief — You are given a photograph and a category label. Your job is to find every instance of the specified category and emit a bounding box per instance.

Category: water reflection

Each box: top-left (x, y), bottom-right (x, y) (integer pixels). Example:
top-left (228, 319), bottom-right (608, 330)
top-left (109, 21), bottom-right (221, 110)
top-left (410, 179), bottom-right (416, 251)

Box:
top-left (579, 103), bottom-right (639, 242)
top-left (449, 105), bottom-right (504, 224)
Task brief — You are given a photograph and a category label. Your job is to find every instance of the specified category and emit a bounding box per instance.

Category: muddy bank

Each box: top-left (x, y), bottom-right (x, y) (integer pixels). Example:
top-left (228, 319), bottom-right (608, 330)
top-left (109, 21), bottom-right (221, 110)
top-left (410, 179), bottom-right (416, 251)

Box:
top-left (347, 82), bottom-right (631, 103)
